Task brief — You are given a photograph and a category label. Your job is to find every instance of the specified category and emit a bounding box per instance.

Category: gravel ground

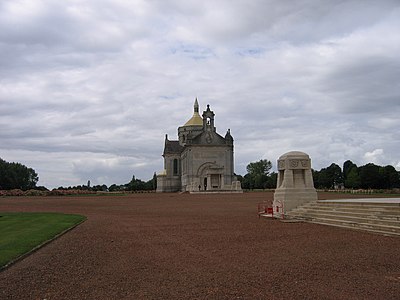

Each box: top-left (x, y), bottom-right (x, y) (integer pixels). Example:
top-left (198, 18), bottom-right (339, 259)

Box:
top-left (0, 192), bottom-right (399, 299)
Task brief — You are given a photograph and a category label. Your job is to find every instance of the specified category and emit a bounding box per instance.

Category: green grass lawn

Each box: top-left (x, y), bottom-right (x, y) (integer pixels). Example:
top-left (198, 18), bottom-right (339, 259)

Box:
top-left (0, 212), bottom-right (86, 268)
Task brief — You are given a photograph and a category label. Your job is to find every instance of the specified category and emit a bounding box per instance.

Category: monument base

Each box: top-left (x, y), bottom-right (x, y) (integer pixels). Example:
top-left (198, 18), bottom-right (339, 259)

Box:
top-left (273, 188), bottom-right (317, 219)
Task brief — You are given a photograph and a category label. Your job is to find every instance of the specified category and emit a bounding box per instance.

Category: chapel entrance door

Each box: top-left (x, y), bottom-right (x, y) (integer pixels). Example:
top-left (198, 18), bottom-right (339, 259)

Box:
top-left (211, 174), bottom-right (220, 189)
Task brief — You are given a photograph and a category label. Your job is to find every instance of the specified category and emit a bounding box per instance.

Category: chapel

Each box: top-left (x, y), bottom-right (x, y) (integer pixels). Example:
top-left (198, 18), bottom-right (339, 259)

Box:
top-left (156, 99), bottom-right (242, 193)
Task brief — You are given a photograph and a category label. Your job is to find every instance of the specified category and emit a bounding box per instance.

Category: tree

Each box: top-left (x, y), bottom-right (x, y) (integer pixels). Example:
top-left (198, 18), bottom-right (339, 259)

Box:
top-left (345, 167), bottom-right (361, 189)
top-left (327, 163), bottom-right (343, 188)
top-left (0, 158), bottom-right (39, 190)
top-left (359, 163), bottom-right (380, 189)
top-left (92, 184), bottom-right (108, 192)
top-left (379, 165), bottom-right (400, 189)
top-left (313, 163), bottom-right (343, 189)
top-left (265, 172), bottom-right (278, 189)
top-left (127, 175), bottom-right (147, 191)
top-left (343, 161), bottom-right (359, 188)
top-left (245, 159), bottom-right (272, 189)
top-left (343, 160), bottom-right (357, 181)
top-left (241, 173), bottom-right (252, 189)
top-left (148, 172), bottom-right (157, 190)
top-left (108, 184), bottom-right (120, 192)
top-left (312, 169), bottom-right (320, 188)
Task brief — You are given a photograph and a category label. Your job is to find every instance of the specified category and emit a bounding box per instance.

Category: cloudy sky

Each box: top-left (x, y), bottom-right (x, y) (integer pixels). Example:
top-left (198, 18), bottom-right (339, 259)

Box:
top-left (1, 0), bottom-right (399, 189)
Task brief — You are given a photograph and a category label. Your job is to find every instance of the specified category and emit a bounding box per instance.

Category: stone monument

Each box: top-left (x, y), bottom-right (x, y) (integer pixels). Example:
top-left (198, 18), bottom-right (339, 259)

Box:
top-left (273, 151), bottom-right (317, 218)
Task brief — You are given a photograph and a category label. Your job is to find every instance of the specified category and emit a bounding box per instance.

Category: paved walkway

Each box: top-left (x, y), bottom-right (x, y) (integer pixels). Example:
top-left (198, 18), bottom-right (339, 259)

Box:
top-left (319, 198), bottom-right (400, 203)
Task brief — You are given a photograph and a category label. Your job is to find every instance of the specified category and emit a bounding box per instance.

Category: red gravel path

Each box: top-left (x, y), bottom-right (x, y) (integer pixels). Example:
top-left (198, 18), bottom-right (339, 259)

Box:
top-left (0, 192), bottom-right (399, 299)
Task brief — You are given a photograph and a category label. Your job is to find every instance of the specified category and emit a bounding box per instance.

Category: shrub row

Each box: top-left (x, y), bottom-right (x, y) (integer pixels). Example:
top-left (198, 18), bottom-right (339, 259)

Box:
top-left (0, 189), bottom-right (96, 197)
top-left (0, 189), bottom-right (156, 197)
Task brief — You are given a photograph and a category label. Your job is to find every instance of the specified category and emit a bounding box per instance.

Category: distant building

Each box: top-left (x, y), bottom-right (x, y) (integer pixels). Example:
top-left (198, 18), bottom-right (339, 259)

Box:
top-left (157, 99), bottom-right (242, 193)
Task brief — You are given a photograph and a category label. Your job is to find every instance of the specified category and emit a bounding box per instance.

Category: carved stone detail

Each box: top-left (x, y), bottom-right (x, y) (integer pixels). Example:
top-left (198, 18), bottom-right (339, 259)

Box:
top-left (278, 160), bottom-right (285, 170)
top-left (287, 159), bottom-right (310, 169)
top-left (290, 160), bottom-right (299, 168)
top-left (279, 159), bottom-right (310, 170)
top-left (301, 160), bottom-right (309, 168)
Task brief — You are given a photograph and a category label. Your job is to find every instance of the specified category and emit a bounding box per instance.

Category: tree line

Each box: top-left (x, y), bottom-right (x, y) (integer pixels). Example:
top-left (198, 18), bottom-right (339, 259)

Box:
top-left (54, 173), bottom-right (157, 192)
top-left (238, 159), bottom-right (400, 190)
top-left (0, 157), bottom-right (157, 192)
top-left (313, 160), bottom-right (400, 189)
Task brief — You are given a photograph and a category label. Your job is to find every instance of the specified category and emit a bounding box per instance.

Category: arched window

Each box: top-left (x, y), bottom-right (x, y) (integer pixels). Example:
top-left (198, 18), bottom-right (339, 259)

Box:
top-left (173, 159), bottom-right (179, 175)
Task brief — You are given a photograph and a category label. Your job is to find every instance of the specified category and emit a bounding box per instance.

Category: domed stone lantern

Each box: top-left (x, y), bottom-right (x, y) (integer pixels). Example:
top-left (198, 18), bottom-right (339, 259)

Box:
top-left (273, 151), bottom-right (317, 218)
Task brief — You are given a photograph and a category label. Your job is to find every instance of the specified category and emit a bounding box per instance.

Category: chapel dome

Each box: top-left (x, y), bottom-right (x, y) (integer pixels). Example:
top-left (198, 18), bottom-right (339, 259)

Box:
top-left (184, 98), bottom-right (203, 126)
top-left (184, 113), bottom-right (203, 126)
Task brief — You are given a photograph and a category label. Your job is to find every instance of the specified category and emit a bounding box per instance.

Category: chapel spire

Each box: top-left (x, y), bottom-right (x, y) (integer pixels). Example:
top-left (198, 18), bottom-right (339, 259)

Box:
top-left (194, 97), bottom-right (199, 113)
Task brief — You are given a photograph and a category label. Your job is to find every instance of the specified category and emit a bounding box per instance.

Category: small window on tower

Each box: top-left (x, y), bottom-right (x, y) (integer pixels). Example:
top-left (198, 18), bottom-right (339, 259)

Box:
top-left (207, 117), bottom-right (210, 125)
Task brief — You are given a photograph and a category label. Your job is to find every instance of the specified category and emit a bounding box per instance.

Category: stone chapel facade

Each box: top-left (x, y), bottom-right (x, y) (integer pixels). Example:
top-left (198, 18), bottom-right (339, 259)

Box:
top-left (156, 99), bottom-right (242, 193)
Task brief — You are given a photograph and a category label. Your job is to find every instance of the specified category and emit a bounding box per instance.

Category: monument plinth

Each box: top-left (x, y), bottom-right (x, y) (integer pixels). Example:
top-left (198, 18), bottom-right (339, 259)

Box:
top-left (273, 151), bottom-right (317, 218)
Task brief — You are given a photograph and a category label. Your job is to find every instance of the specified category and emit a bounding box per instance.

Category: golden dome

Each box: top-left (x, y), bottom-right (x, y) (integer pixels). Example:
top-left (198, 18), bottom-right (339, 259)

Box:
top-left (184, 98), bottom-right (203, 126)
top-left (184, 112), bottom-right (203, 126)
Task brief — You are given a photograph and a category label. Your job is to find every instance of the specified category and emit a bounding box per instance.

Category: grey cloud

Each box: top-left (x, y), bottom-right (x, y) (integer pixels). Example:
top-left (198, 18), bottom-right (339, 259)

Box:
top-left (319, 57), bottom-right (400, 114)
top-left (1, 0), bottom-right (399, 188)
top-left (152, 0), bottom-right (399, 45)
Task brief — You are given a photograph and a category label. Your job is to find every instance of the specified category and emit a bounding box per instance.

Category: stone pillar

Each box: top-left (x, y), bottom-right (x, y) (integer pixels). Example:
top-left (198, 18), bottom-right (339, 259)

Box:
top-left (156, 172), bottom-right (166, 193)
top-left (273, 151), bottom-right (317, 218)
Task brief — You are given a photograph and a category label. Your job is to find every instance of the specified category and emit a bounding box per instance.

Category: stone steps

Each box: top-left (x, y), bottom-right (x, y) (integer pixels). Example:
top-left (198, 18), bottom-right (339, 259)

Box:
top-left (291, 207), bottom-right (400, 222)
top-left (290, 210), bottom-right (400, 227)
top-left (286, 201), bottom-right (400, 237)
top-left (306, 202), bottom-right (400, 211)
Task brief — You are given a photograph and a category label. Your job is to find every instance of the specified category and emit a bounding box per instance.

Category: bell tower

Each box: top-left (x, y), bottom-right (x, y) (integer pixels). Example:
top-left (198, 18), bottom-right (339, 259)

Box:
top-left (202, 104), bottom-right (216, 132)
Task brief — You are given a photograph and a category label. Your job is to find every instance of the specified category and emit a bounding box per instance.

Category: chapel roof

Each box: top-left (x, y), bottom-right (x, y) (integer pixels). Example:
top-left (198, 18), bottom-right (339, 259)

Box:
top-left (163, 140), bottom-right (183, 155)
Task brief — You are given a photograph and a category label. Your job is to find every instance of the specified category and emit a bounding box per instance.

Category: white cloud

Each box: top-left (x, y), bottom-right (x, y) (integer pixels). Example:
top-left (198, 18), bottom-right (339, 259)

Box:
top-left (363, 149), bottom-right (384, 165)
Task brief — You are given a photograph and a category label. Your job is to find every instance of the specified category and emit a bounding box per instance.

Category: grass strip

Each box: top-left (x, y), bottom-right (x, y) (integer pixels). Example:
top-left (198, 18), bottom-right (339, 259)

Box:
top-left (0, 212), bottom-right (86, 269)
